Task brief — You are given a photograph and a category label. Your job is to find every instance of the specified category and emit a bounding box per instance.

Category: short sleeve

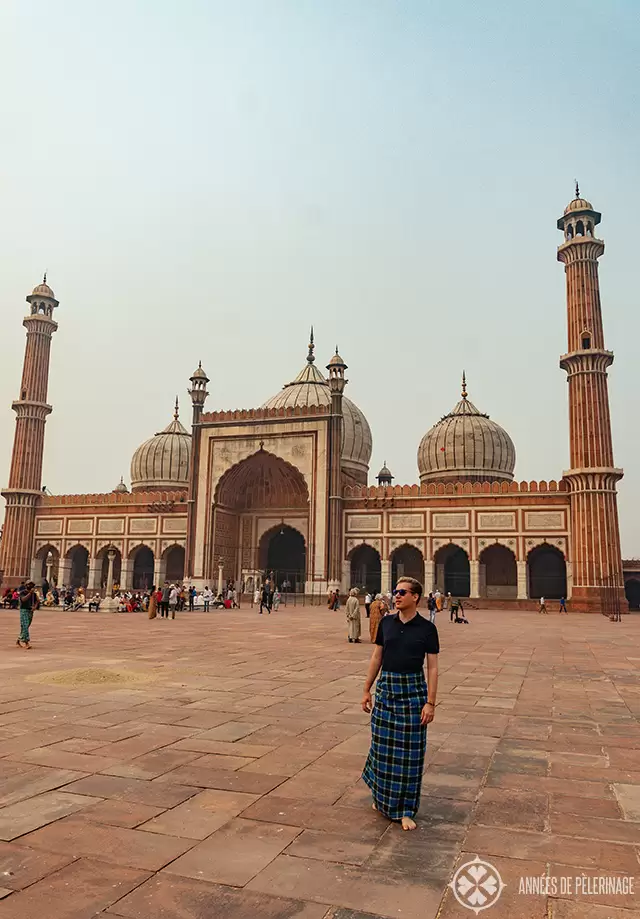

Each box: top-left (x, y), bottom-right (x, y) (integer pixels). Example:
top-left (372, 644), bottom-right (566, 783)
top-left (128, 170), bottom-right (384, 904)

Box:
top-left (375, 618), bottom-right (386, 646)
top-left (426, 624), bottom-right (440, 654)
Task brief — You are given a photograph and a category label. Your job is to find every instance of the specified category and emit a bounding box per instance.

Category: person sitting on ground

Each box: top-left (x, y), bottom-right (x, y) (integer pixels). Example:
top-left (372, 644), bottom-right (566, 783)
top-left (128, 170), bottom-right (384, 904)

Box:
top-left (88, 593), bottom-right (101, 612)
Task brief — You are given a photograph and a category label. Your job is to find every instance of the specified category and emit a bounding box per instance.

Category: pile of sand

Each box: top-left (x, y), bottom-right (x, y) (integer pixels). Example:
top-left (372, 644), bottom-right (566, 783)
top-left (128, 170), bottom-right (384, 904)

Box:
top-left (28, 667), bottom-right (155, 686)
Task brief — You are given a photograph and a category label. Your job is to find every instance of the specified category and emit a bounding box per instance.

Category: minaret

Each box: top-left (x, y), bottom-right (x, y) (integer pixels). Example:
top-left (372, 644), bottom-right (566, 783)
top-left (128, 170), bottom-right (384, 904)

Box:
top-left (185, 361), bottom-right (210, 581)
top-left (326, 347), bottom-right (347, 592)
top-left (0, 277), bottom-right (59, 586)
top-left (557, 186), bottom-right (624, 611)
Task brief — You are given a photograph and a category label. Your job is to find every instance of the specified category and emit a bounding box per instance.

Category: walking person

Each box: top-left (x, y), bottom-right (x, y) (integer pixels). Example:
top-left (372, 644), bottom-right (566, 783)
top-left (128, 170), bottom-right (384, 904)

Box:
top-left (538, 596), bottom-right (548, 614)
top-left (365, 592), bottom-right (372, 619)
top-left (361, 577), bottom-right (439, 831)
top-left (169, 584), bottom-right (178, 619)
top-left (260, 583), bottom-right (271, 615)
top-left (17, 581), bottom-right (38, 649)
top-left (160, 583), bottom-right (170, 618)
top-left (559, 596), bottom-right (568, 614)
top-left (346, 588), bottom-right (362, 643)
top-left (427, 592), bottom-right (436, 624)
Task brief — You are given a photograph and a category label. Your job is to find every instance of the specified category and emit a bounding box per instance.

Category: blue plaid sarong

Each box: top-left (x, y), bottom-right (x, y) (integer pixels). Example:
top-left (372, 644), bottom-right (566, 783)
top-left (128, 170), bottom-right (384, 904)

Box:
top-left (362, 670), bottom-right (428, 820)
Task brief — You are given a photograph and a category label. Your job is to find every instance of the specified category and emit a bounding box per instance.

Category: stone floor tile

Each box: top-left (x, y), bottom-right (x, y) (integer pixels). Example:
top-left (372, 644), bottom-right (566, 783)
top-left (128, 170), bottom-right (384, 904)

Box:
top-left (6, 746), bottom-right (120, 773)
top-left (170, 737), bottom-right (276, 758)
top-left (245, 853), bottom-right (442, 919)
top-left (243, 795), bottom-right (389, 843)
top-left (475, 788), bottom-right (549, 831)
top-left (549, 812), bottom-right (640, 844)
top-left (100, 747), bottom-right (202, 780)
top-left (0, 791), bottom-right (97, 841)
top-left (163, 817), bottom-right (301, 886)
top-left (194, 721), bottom-right (267, 742)
top-left (20, 816), bottom-right (195, 871)
top-left (549, 793), bottom-right (622, 819)
top-left (0, 767), bottom-right (87, 809)
top-left (613, 783), bottom-right (640, 820)
top-left (59, 773), bottom-right (199, 808)
top-left (156, 764), bottom-right (288, 794)
top-left (0, 841), bottom-right (75, 890)
top-left (104, 873), bottom-right (329, 919)
top-left (285, 829), bottom-right (375, 866)
top-left (76, 798), bottom-right (167, 828)
top-left (139, 789), bottom-right (259, 839)
top-left (0, 857), bottom-right (150, 919)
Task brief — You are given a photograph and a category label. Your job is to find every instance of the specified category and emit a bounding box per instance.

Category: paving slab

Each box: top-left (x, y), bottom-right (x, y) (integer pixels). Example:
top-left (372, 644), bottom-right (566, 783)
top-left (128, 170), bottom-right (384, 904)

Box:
top-left (0, 791), bottom-right (97, 840)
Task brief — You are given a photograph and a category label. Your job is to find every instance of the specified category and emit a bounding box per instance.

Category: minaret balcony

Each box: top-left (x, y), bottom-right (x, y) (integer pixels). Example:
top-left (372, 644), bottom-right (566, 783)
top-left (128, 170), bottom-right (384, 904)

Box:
top-left (559, 349), bottom-right (614, 376)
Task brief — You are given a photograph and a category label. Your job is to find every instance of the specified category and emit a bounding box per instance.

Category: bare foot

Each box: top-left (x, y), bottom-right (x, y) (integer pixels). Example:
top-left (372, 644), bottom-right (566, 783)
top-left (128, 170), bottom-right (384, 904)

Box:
top-left (372, 802), bottom-right (378, 811)
top-left (401, 816), bottom-right (417, 831)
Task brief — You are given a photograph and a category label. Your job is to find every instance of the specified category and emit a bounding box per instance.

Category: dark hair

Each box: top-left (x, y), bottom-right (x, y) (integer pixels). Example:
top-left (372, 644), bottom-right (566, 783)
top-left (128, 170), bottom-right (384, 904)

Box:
top-left (396, 577), bottom-right (423, 601)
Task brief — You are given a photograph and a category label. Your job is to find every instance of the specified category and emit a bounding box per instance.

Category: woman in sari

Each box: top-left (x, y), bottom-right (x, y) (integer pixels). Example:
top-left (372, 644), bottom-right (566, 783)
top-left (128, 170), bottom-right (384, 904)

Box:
top-left (368, 594), bottom-right (388, 643)
top-left (148, 584), bottom-right (158, 619)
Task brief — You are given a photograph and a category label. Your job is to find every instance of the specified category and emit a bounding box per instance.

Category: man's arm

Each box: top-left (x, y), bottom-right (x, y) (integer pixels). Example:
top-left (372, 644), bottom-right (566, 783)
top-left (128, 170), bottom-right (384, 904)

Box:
top-left (421, 653), bottom-right (439, 725)
top-left (361, 646), bottom-right (383, 713)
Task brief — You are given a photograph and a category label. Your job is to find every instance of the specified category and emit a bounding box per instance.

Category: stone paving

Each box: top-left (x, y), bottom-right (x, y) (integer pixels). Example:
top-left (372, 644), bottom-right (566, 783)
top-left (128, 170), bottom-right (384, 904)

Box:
top-left (0, 605), bottom-right (638, 919)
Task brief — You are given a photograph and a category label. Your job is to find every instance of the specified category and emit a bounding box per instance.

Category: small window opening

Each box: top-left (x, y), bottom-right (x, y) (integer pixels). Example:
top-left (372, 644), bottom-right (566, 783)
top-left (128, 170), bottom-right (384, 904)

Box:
top-left (582, 334), bottom-right (591, 350)
top-left (576, 220), bottom-right (585, 236)
top-left (21, 389), bottom-right (27, 400)
top-left (566, 224), bottom-right (574, 239)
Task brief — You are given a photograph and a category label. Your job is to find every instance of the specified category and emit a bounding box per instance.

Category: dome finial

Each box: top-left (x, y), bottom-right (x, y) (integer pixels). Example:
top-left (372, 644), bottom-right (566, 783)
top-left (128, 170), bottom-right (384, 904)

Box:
top-left (307, 326), bottom-right (315, 364)
top-left (43, 270), bottom-right (47, 284)
top-left (461, 370), bottom-right (468, 399)
top-left (575, 179), bottom-right (580, 199)
top-left (174, 396), bottom-right (179, 421)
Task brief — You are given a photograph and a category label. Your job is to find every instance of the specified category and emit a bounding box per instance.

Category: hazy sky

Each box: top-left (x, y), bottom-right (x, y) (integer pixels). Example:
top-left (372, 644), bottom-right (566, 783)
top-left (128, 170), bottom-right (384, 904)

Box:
top-left (1, 1), bottom-right (639, 553)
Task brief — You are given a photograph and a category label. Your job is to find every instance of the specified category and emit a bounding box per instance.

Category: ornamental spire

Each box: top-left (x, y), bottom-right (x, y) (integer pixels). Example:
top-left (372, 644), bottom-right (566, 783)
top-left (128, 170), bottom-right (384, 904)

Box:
top-left (174, 396), bottom-right (179, 421)
top-left (461, 370), bottom-right (468, 399)
top-left (575, 179), bottom-right (580, 199)
top-left (307, 326), bottom-right (315, 364)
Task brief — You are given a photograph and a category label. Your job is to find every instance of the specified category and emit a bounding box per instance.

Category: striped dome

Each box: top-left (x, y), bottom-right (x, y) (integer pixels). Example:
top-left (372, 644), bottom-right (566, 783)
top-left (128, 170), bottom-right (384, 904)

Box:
top-left (130, 401), bottom-right (191, 491)
top-left (262, 333), bottom-right (372, 481)
top-left (417, 377), bottom-right (515, 484)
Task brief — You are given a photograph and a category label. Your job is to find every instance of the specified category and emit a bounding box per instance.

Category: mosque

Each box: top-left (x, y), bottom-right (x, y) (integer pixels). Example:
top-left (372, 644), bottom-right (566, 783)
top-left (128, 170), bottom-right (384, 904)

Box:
top-left (0, 191), bottom-right (634, 611)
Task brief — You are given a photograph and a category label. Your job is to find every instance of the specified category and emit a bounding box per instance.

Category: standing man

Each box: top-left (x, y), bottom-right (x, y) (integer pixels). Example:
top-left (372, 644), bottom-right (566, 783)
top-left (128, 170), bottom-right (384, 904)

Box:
top-left (169, 584), bottom-right (178, 619)
top-left (346, 588), bottom-right (362, 643)
top-left (260, 582), bottom-right (271, 615)
top-left (538, 596), bottom-right (548, 615)
top-left (365, 592), bottom-right (372, 619)
top-left (203, 586), bottom-right (212, 612)
top-left (17, 581), bottom-right (38, 649)
top-left (361, 577), bottom-right (439, 831)
top-left (161, 582), bottom-right (171, 618)
top-left (559, 596), bottom-right (568, 614)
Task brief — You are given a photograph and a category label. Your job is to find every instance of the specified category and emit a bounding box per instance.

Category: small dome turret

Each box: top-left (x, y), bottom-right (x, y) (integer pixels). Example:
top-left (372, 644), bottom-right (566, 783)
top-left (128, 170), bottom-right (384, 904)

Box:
top-left (377, 462), bottom-right (394, 486)
top-left (113, 476), bottom-right (129, 494)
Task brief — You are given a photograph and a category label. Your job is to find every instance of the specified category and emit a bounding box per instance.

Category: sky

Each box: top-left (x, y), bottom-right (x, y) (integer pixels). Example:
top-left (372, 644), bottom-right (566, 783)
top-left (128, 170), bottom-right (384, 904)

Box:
top-left (1, 0), bottom-right (639, 553)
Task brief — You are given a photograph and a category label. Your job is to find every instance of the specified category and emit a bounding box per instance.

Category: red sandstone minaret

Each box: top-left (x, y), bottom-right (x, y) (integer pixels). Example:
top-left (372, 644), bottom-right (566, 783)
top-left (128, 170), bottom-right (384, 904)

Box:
top-left (557, 187), bottom-right (624, 611)
top-left (0, 278), bottom-right (59, 586)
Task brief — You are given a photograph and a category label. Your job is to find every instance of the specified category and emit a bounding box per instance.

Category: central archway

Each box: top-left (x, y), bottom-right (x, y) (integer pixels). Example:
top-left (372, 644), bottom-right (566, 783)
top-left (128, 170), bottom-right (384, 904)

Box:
top-left (214, 450), bottom-right (310, 585)
top-left (625, 579), bottom-right (640, 611)
top-left (434, 544), bottom-right (470, 597)
top-left (350, 544), bottom-right (381, 596)
top-left (259, 526), bottom-right (306, 592)
top-left (67, 546), bottom-right (89, 588)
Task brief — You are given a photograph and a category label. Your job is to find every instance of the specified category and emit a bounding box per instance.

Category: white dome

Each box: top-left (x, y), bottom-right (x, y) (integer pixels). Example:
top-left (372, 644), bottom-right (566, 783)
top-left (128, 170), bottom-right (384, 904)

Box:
top-left (130, 402), bottom-right (191, 491)
top-left (417, 378), bottom-right (515, 484)
top-left (262, 337), bottom-right (372, 482)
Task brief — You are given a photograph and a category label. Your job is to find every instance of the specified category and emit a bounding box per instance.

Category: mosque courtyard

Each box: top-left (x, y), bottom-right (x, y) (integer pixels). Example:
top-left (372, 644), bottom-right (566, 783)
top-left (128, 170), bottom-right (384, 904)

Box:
top-left (0, 606), bottom-right (638, 919)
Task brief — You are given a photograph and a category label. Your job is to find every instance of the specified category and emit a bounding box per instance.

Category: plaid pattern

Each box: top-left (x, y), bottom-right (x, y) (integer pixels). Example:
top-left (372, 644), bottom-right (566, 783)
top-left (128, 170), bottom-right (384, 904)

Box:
top-left (19, 608), bottom-right (33, 643)
top-left (362, 670), bottom-right (428, 820)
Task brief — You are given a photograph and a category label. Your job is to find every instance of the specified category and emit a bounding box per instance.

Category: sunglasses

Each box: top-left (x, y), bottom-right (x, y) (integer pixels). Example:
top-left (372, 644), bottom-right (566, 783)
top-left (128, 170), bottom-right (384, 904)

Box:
top-left (393, 588), bottom-right (414, 597)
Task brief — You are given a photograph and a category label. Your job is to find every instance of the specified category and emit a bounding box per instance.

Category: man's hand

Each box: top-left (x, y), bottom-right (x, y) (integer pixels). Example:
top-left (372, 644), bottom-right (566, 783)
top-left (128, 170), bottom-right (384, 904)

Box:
top-left (420, 702), bottom-right (435, 726)
top-left (361, 691), bottom-right (372, 713)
